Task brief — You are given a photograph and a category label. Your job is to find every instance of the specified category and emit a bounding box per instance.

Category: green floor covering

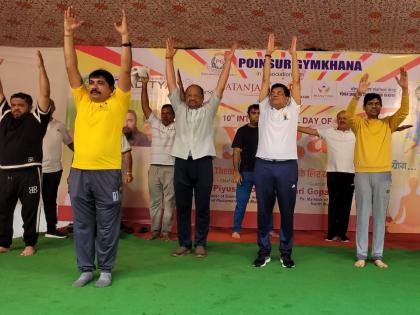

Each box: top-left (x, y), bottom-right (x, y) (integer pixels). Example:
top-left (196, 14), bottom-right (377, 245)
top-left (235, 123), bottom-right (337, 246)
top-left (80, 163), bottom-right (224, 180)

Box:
top-left (1, 235), bottom-right (420, 315)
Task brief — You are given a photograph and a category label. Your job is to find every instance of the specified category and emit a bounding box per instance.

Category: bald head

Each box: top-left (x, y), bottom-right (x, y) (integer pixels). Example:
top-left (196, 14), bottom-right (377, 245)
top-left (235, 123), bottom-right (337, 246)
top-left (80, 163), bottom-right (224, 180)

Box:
top-left (336, 110), bottom-right (349, 131)
top-left (185, 84), bottom-right (204, 109)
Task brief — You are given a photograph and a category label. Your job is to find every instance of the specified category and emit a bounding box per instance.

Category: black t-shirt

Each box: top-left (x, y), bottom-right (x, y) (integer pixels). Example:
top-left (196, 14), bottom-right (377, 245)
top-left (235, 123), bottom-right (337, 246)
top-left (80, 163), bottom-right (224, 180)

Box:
top-left (231, 124), bottom-right (258, 172)
top-left (0, 99), bottom-right (50, 169)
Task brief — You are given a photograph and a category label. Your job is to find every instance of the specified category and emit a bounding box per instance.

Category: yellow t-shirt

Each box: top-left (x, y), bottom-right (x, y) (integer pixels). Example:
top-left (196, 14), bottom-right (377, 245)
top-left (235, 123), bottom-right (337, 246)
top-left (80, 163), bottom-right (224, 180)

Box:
top-left (71, 85), bottom-right (131, 170)
top-left (347, 95), bottom-right (409, 172)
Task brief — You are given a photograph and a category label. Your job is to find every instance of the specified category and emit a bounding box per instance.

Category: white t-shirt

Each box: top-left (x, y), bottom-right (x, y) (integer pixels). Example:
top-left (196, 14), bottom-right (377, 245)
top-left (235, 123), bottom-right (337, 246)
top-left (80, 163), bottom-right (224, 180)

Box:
top-left (256, 96), bottom-right (301, 160)
top-left (148, 112), bottom-right (176, 165)
top-left (317, 128), bottom-right (355, 173)
top-left (121, 135), bottom-right (131, 153)
top-left (169, 88), bottom-right (221, 160)
top-left (42, 119), bottom-right (73, 173)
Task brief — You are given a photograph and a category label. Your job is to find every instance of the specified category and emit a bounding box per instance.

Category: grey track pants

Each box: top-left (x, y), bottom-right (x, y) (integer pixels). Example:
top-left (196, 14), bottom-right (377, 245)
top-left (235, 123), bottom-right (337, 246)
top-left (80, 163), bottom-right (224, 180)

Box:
top-left (69, 168), bottom-right (122, 272)
top-left (354, 172), bottom-right (391, 260)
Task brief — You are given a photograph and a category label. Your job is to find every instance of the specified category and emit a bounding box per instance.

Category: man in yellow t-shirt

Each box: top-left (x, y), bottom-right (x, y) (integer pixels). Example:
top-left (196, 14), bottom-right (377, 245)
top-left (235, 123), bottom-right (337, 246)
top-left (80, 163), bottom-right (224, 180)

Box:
top-left (63, 6), bottom-right (132, 288)
top-left (347, 68), bottom-right (409, 269)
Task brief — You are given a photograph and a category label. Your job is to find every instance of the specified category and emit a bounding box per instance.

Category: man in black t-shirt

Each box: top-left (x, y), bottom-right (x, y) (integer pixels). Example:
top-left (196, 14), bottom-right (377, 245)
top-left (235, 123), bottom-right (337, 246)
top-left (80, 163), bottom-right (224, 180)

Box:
top-left (0, 52), bottom-right (51, 256)
top-left (231, 104), bottom-right (259, 238)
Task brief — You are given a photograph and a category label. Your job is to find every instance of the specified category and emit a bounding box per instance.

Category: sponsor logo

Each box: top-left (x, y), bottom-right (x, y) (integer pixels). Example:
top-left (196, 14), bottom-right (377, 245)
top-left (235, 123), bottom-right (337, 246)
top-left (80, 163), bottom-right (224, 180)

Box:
top-left (29, 186), bottom-right (38, 194)
top-left (112, 191), bottom-right (119, 202)
top-left (312, 82), bottom-right (335, 99)
top-left (210, 53), bottom-right (225, 70)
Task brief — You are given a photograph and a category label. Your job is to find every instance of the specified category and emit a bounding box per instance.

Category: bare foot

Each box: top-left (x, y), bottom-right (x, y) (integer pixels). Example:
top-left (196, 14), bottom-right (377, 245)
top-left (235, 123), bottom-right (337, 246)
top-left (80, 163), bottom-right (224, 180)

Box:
top-left (374, 259), bottom-right (388, 268)
top-left (354, 260), bottom-right (365, 268)
top-left (232, 232), bottom-right (240, 239)
top-left (161, 232), bottom-right (171, 242)
top-left (20, 246), bottom-right (36, 256)
top-left (0, 246), bottom-right (10, 253)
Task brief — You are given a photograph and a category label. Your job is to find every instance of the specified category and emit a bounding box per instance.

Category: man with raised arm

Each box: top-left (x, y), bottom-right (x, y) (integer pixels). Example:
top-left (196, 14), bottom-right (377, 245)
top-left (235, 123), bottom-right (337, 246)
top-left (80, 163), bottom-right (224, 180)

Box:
top-left (165, 38), bottom-right (236, 258)
top-left (298, 112), bottom-right (411, 242)
top-left (42, 100), bottom-right (74, 239)
top-left (347, 69), bottom-right (409, 269)
top-left (63, 6), bottom-right (132, 287)
top-left (0, 52), bottom-right (51, 256)
top-left (298, 111), bottom-right (355, 242)
top-left (140, 74), bottom-right (176, 241)
top-left (253, 34), bottom-right (301, 268)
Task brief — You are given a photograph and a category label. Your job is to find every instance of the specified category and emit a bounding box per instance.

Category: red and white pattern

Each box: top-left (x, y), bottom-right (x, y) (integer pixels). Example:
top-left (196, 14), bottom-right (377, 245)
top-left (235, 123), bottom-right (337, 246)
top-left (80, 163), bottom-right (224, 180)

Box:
top-left (0, 0), bottom-right (419, 53)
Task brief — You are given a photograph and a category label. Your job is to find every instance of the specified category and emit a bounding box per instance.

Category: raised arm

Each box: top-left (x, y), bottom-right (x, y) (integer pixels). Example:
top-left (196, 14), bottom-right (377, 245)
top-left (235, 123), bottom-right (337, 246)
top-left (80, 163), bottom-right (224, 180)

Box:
top-left (259, 33), bottom-right (276, 102)
top-left (37, 51), bottom-right (51, 112)
top-left (0, 59), bottom-right (4, 103)
top-left (289, 36), bottom-right (301, 105)
top-left (165, 37), bottom-right (177, 94)
top-left (297, 126), bottom-right (319, 136)
top-left (140, 74), bottom-right (152, 119)
top-left (177, 69), bottom-right (186, 101)
top-left (389, 68), bottom-right (409, 130)
top-left (114, 10), bottom-right (132, 92)
top-left (347, 73), bottom-right (370, 118)
top-left (215, 44), bottom-right (236, 99)
top-left (63, 6), bottom-right (84, 88)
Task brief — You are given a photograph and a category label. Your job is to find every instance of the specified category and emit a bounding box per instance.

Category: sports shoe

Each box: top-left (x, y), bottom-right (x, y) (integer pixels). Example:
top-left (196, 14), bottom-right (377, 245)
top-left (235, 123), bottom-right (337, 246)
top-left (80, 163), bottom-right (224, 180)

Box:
top-left (253, 254), bottom-right (271, 268)
top-left (280, 254), bottom-right (295, 268)
top-left (45, 230), bottom-right (68, 239)
top-left (171, 246), bottom-right (192, 257)
top-left (339, 235), bottom-right (350, 242)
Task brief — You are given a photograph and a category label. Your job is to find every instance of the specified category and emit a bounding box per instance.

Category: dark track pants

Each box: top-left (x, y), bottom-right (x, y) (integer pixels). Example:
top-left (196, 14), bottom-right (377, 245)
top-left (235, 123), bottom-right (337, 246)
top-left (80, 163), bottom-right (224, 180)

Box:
top-left (69, 168), bottom-right (122, 273)
top-left (174, 156), bottom-right (213, 248)
top-left (326, 172), bottom-right (355, 239)
top-left (0, 167), bottom-right (41, 248)
top-left (254, 158), bottom-right (298, 256)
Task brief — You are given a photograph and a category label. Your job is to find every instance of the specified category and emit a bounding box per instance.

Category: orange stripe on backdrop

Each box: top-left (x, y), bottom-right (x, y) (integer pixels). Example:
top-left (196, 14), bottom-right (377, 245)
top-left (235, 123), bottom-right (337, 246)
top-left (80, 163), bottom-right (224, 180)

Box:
top-left (313, 105), bottom-right (335, 116)
top-left (185, 50), bottom-right (206, 65)
top-left (336, 71), bottom-right (350, 81)
top-left (299, 105), bottom-right (311, 115)
top-left (359, 53), bottom-right (372, 62)
top-left (376, 57), bottom-right (420, 82)
top-left (75, 45), bottom-right (162, 76)
top-left (317, 71), bottom-right (327, 80)
top-left (220, 102), bottom-right (243, 114)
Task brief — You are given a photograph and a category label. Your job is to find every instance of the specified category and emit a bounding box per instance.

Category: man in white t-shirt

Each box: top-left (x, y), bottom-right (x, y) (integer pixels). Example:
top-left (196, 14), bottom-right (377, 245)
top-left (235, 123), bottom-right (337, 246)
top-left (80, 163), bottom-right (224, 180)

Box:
top-left (253, 34), bottom-right (301, 268)
top-left (298, 110), bottom-right (355, 242)
top-left (298, 112), bottom-right (411, 243)
top-left (139, 74), bottom-right (176, 241)
top-left (42, 100), bottom-right (73, 238)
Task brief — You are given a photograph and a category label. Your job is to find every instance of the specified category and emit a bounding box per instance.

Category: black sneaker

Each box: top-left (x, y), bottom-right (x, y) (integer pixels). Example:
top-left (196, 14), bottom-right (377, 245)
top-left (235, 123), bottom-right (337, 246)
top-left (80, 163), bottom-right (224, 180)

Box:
top-left (253, 255), bottom-right (271, 268)
top-left (45, 230), bottom-right (68, 239)
top-left (280, 254), bottom-right (295, 268)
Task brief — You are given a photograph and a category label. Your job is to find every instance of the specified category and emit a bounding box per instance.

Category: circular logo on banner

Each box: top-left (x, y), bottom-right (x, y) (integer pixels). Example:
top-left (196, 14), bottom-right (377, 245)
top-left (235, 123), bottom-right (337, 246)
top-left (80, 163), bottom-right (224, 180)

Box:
top-left (211, 53), bottom-right (225, 70)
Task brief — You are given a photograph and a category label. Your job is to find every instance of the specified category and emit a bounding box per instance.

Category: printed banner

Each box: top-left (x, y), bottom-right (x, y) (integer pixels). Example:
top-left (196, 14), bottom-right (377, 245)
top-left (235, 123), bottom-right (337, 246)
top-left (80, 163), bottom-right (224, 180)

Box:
top-left (58, 46), bottom-right (420, 232)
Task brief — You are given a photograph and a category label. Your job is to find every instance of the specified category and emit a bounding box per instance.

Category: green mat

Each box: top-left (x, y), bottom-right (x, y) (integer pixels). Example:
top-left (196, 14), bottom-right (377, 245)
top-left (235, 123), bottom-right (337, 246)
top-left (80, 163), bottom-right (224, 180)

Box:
top-left (1, 235), bottom-right (420, 315)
